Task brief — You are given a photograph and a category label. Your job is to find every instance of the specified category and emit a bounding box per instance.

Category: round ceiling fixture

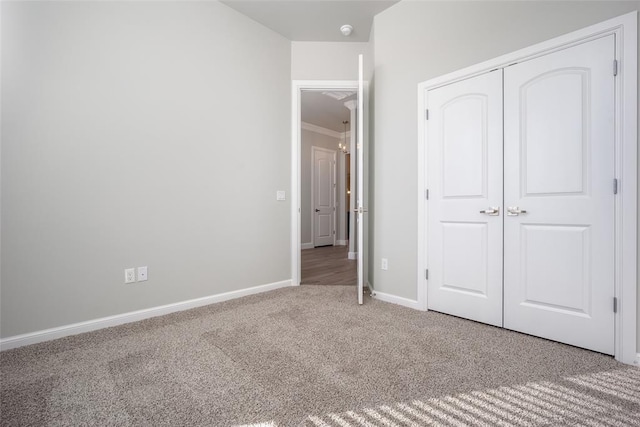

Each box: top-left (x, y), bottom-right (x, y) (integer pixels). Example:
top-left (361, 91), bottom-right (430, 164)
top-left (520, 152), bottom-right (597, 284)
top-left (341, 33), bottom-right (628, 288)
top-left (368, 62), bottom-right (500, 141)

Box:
top-left (340, 25), bottom-right (353, 37)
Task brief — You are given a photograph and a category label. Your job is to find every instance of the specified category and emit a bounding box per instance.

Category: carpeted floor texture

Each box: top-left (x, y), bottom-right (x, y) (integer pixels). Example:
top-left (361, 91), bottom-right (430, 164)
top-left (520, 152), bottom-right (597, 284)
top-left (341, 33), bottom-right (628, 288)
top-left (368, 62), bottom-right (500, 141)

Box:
top-left (1, 286), bottom-right (639, 426)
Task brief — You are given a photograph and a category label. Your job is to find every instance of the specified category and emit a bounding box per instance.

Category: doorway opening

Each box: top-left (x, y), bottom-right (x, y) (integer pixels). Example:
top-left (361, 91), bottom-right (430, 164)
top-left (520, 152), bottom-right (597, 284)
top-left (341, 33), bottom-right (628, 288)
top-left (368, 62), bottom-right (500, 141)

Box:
top-left (292, 60), bottom-right (369, 304)
top-left (299, 89), bottom-right (357, 286)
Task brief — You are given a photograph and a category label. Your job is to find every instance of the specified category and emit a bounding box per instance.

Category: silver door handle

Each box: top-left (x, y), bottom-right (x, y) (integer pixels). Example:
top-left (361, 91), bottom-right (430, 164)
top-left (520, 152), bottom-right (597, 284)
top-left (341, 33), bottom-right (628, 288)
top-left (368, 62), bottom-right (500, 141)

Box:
top-left (507, 207), bottom-right (527, 216)
top-left (353, 207), bottom-right (368, 213)
top-left (315, 209), bottom-right (320, 212)
top-left (479, 207), bottom-right (500, 216)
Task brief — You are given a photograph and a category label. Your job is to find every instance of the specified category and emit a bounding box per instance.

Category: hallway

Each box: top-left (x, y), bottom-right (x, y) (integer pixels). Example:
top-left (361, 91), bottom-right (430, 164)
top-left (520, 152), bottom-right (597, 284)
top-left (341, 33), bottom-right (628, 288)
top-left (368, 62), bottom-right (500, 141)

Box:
top-left (301, 245), bottom-right (357, 286)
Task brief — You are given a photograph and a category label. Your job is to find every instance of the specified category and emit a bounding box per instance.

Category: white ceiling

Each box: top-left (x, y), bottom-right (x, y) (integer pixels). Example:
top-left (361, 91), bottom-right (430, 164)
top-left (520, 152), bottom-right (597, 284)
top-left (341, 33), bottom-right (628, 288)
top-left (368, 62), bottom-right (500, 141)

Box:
top-left (301, 91), bottom-right (355, 132)
top-left (221, 0), bottom-right (399, 42)
top-left (222, 1), bottom-right (389, 130)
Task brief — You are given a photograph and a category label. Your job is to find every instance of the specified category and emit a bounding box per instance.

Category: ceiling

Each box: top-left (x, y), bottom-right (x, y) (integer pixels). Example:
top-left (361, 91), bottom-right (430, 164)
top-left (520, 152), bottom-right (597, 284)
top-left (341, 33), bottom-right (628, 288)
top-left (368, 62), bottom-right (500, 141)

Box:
top-left (301, 91), bottom-right (355, 132)
top-left (221, 0), bottom-right (400, 42)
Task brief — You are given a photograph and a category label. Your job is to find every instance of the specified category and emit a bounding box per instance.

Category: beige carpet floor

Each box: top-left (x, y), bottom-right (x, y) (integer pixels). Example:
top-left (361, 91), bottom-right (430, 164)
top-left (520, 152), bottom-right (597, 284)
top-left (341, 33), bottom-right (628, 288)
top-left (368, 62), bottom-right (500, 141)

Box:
top-left (1, 285), bottom-right (639, 426)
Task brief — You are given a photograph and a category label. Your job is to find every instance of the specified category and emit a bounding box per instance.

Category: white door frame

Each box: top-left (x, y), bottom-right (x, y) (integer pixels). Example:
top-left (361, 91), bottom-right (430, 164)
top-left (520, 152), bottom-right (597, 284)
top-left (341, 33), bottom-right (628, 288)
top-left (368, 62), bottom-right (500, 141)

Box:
top-left (418, 12), bottom-right (637, 364)
top-left (311, 146), bottom-right (337, 247)
top-left (292, 80), bottom-right (358, 286)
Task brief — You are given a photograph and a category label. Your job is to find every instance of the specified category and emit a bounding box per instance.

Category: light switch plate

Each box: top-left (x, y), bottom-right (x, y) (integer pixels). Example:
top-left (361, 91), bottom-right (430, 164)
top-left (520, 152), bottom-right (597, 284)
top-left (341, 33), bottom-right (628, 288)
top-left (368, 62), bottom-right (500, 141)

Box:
top-left (276, 191), bottom-right (286, 201)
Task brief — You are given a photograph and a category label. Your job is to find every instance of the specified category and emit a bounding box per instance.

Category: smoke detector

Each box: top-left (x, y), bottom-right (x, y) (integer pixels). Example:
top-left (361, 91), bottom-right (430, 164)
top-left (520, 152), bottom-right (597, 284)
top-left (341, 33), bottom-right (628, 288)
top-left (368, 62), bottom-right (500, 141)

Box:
top-left (340, 25), bottom-right (353, 37)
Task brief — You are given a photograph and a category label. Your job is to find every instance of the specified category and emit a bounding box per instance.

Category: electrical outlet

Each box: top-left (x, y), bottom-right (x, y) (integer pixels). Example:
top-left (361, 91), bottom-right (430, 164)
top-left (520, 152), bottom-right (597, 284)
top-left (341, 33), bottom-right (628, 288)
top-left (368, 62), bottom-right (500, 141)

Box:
top-left (381, 258), bottom-right (388, 270)
top-left (124, 268), bottom-right (136, 284)
top-left (137, 266), bottom-right (148, 282)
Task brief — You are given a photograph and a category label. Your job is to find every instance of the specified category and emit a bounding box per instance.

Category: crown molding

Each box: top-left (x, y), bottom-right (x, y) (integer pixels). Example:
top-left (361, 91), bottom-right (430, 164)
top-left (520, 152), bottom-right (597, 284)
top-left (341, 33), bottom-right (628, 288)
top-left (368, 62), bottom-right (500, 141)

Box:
top-left (344, 99), bottom-right (357, 110)
top-left (301, 122), bottom-right (342, 139)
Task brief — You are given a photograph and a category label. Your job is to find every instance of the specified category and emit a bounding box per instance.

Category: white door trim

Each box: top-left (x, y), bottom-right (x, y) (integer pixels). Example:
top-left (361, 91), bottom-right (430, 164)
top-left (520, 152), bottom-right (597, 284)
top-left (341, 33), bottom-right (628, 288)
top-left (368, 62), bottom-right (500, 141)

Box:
top-left (292, 80), bottom-right (358, 286)
top-left (417, 12), bottom-right (637, 364)
top-left (311, 146), bottom-right (337, 247)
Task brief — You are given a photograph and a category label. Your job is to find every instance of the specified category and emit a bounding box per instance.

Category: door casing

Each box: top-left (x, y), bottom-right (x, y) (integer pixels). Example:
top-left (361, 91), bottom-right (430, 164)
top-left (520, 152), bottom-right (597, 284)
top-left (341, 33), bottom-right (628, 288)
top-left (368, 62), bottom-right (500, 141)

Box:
top-left (418, 12), bottom-right (637, 364)
top-left (291, 81), bottom-right (358, 286)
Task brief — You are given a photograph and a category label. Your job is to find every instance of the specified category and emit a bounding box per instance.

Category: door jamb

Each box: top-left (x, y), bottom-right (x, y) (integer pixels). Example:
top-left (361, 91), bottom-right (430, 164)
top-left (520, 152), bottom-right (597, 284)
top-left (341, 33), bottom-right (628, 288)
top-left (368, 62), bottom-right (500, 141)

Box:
top-left (311, 146), bottom-right (338, 248)
top-left (417, 12), bottom-right (637, 364)
top-left (291, 81), bottom-right (358, 286)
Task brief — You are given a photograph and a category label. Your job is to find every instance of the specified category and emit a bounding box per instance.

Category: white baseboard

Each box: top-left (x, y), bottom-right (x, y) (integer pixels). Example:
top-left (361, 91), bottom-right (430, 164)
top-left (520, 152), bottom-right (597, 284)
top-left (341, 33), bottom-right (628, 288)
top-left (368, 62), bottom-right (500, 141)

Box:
top-left (634, 353), bottom-right (640, 367)
top-left (373, 291), bottom-right (424, 311)
top-left (348, 252), bottom-right (357, 260)
top-left (0, 279), bottom-right (292, 351)
top-left (301, 242), bottom-right (314, 250)
top-left (336, 240), bottom-right (347, 246)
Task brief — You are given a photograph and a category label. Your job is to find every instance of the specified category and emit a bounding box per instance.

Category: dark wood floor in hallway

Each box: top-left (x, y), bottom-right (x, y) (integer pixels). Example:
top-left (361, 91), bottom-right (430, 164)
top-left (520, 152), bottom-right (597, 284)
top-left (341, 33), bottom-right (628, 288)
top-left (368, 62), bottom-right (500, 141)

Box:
top-left (301, 245), bottom-right (357, 286)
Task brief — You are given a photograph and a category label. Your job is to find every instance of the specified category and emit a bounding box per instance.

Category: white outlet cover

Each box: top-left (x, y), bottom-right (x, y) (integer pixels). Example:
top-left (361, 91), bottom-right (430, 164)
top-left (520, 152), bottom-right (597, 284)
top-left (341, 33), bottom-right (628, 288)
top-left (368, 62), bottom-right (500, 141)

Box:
top-left (276, 190), bottom-right (286, 201)
top-left (137, 266), bottom-right (148, 282)
top-left (381, 258), bottom-right (388, 270)
top-left (125, 268), bottom-right (136, 284)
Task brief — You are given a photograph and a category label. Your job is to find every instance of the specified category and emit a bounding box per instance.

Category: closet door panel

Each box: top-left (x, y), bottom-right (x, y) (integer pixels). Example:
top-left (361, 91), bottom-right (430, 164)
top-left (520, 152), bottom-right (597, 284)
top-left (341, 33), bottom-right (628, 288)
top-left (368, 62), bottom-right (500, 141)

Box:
top-left (503, 35), bottom-right (616, 354)
top-left (426, 71), bottom-right (503, 327)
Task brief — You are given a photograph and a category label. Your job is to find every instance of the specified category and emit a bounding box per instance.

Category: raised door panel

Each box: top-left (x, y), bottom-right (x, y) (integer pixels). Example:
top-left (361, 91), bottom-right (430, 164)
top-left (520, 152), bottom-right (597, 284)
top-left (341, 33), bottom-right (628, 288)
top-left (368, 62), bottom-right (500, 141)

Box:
top-left (317, 214), bottom-right (332, 238)
top-left (520, 224), bottom-right (591, 316)
top-left (317, 159), bottom-right (332, 208)
top-left (441, 222), bottom-right (488, 296)
top-left (442, 96), bottom-right (487, 199)
top-left (521, 70), bottom-right (588, 196)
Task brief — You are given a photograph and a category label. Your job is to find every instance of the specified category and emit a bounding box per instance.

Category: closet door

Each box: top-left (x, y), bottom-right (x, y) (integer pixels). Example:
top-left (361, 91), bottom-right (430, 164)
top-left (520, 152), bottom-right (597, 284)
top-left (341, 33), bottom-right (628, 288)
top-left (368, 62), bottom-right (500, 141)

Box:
top-left (426, 71), bottom-right (503, 327)
top-left (503, 36), bottom-right (616, 354)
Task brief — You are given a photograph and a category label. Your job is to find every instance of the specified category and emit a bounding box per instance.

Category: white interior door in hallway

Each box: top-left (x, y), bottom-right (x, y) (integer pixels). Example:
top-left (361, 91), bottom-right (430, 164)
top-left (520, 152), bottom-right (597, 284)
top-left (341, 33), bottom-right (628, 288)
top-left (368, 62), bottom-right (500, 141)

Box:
top-left (312, 146), bottom-right (336, 247)
top-left (356, 53), bottom-right (370, 305)
top-left (426, 35), bottom-right (616, 354)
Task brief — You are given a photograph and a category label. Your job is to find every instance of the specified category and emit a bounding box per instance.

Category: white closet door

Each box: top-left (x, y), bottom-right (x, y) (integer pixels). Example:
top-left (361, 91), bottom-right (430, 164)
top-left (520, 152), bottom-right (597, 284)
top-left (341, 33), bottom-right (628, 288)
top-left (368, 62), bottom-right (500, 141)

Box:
top-left (427, 71), bottom-right (504, 327)
top-left (503, 36), bottom-right (616, 354)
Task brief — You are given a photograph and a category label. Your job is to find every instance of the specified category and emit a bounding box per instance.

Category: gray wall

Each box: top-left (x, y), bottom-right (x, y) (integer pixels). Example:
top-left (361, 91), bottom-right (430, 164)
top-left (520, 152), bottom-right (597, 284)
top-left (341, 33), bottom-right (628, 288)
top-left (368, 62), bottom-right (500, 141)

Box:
top-left (371, 1), bottom-right (639, 346)
top-left (300, 128), bottom-right (345, 245)
top-left (292, 42), bottom-right (370, 81)
top-left (1, 1), bottom-right (291, 337)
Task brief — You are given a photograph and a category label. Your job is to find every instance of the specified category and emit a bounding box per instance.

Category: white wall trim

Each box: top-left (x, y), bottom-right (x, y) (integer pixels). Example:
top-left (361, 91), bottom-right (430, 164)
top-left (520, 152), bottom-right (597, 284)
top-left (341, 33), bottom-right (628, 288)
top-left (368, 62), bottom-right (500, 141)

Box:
top-left (301, 242), bottom-right (314, 250)
top-left (336, 240), bottom-right (348, 246)
top-left (301, 122), bottom-right (342, 139)
top-left (0, 279), bottom-right (292, 351)
top-left (348, 251), bottom-right (357, 260)
top-left (634, 353), bottom-right (640, 367)
top-left (373, 291), bottom-right (423, 311)
top-left (292, 80), bottom-right (359, 286)
top-left (417, 12), bottom-right (637, 365)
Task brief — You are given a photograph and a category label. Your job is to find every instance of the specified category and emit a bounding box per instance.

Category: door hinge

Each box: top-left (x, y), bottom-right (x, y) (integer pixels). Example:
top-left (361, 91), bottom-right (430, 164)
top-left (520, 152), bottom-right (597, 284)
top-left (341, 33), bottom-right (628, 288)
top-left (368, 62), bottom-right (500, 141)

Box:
top-left (425, 109), bottom-right (429, 120)
top-left (425, 189), bottom-right (429, 200)
top-left (613, 59), bottom-right (619, 76)
top-left (425, 269), bottom-right (429, 280)
top-left (613, 178), bottom-right (618, 195)
top-left (613, 297), bottom-right (618, 313)
top-left (333, 230), bottom-right (336, 235)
